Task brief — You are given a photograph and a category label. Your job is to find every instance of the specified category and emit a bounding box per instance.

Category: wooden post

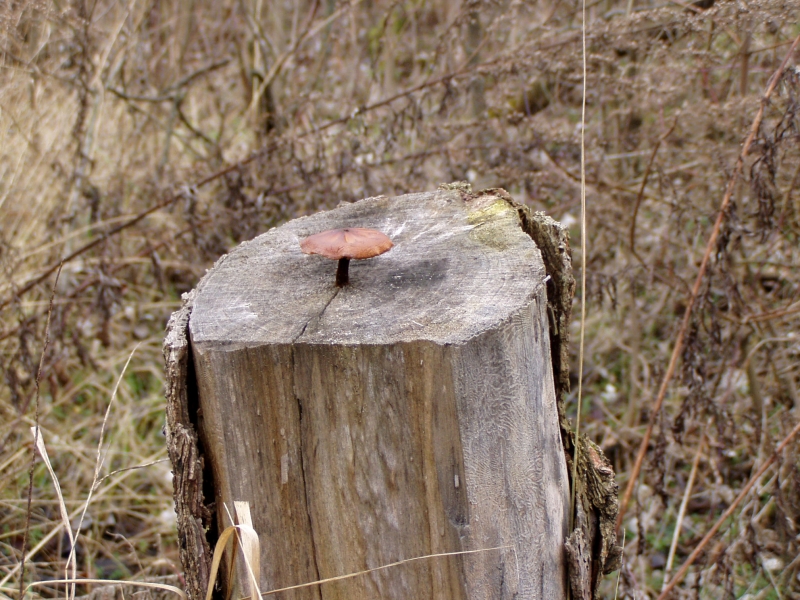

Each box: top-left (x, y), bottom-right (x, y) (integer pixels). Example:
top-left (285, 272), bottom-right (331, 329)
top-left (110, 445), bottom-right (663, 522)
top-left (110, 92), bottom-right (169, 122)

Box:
top-left (165, 186), bottom-right (574, 599)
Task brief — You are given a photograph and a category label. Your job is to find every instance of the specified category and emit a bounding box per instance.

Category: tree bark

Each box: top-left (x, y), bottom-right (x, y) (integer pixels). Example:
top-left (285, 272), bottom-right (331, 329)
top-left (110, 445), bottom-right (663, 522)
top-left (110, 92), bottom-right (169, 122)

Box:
top-left (166, 185), bottom-right (575, 599)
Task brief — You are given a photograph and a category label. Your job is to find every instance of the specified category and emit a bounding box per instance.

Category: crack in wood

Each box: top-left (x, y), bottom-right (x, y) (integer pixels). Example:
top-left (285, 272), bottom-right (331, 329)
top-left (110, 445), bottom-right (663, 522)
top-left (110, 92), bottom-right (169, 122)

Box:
top-left (293, 287), bottom-right (339, 344)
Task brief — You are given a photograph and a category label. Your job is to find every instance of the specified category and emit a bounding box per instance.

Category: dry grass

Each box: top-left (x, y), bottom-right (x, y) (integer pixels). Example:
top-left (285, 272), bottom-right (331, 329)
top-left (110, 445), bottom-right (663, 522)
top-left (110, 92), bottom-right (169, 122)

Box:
top-left (1, 0), bottom-right (799, 598)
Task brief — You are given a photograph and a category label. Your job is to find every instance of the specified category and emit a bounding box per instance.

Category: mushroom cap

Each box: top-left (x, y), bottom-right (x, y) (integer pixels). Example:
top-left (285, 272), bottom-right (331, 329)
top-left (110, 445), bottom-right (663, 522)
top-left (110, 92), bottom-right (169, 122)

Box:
top-left (300, 227), bottom-right (393, 260)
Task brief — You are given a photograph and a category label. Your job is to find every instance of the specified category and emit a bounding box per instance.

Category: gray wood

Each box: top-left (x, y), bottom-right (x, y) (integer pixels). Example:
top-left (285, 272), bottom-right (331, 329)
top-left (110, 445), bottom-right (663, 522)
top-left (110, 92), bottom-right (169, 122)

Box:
top-left (185, 187), bottom-right (570, 599)
top-left (163, 301), bottom-right (212, 600)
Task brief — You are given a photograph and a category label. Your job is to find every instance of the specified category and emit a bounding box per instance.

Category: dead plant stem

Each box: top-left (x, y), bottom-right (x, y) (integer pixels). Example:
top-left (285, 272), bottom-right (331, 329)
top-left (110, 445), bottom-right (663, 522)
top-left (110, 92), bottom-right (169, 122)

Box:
top-left (17, 264), bottom-right (61, 600)
top-left (615, 32), bottom-right (800, 535)
top-left (0, 197), bottom-right (178, 311)
top-left (0, 47), bottom-right (503, 312)
top-left (629, 120), bottom-right (677, 263)
top-left (662, 428), bottom-right (705, 591)
top-left (657, 416), bottom-right (800, 599)
top-left (570, 0), bottom-right (589, 539)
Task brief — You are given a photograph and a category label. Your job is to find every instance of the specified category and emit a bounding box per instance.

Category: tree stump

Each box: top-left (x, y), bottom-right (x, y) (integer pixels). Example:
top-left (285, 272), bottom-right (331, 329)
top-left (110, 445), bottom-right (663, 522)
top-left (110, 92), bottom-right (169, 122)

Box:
top-left (165, 186), bottom-right (572, 600)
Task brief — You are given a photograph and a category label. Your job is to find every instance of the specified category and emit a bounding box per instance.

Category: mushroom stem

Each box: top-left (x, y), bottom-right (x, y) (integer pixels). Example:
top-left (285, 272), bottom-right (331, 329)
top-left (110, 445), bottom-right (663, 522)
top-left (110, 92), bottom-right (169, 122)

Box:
top-left (336, 257), bottom-right (350, 287)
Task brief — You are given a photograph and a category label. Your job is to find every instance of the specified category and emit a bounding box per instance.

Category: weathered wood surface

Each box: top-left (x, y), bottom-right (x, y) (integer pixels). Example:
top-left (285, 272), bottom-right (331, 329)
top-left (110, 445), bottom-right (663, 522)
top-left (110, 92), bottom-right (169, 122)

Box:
top-left (169, 186), bottom-right (573, 599)
top-left (163, 302), bottom-right (212, 600)
top-left (511, 201), bottom-right (622, 598)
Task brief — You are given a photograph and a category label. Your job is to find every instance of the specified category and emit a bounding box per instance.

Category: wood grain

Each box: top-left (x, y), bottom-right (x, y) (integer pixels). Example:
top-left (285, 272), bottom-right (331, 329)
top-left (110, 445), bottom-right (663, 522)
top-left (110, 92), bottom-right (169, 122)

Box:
top-left (184, 188), bottom-right (570, 599)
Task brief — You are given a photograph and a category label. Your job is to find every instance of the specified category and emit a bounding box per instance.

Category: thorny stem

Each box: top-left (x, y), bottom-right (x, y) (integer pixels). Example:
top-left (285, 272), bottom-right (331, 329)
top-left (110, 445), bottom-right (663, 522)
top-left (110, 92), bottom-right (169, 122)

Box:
top-left (336, 258), bottom-right (350, 287)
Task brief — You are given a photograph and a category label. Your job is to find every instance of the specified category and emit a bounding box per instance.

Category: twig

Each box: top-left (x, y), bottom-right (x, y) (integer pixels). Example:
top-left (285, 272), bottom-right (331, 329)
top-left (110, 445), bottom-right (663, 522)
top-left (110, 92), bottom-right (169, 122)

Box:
top-left (247, 0), bottom-right (322, 114)
top-left (0, 451), bottom-right (167, 590)
top-left (65, 345), bottom-right (141, 600)
top-left (1, 47), bottom-right (500, 311)
top-left (176, 100), bottom-right (217, 147)
top-left (168, 59), bottom-right (232, 93)
top-left (741, 301), bottom-right (800, 324)
top-left (104, 98), bottom-right (203, 158)
top-left (106, 59), bottom-right (231, 160)
top-left (614, 529), bottom-right (626, 599)
top-left (17, 264), bottom-right (62, 600)
top-left (662, 429), bottom-right (705, 591)
top-left (615, 32), bottom-right (800, 535)
top-left (657, 417), bottom-right (800, 599)
top-left (106, 59), bottom-right (231, 103)
top-left (239, 0), bottom-right (276, 69)
top-left (760, 553), bottom-right (785, 600)
top-left (106, 88), bottom-right (177, 103)
top-left (629, 120), bottom-right (677, 262)
top-left (25, 579), bottom-right (186, 600)
top-left (0, 197), bottom-right (178, 311)
top-left (93, 457), bottom-right (169, 487)
top-left (158, 100), bottom-right (180, 181)
top-left (0, 224), bottom-right (198, 343)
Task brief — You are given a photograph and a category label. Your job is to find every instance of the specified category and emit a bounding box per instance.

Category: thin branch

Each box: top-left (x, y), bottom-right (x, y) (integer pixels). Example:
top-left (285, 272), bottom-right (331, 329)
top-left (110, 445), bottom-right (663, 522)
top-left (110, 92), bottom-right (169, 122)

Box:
top-left (662, 429), bottom-right (705, 591)
top-left (741, 301), bottom-right (800, 324)
top-left (18, 264), bottom-right (62, 600)
top-left (176, 100), bottom-right (217, 147)
top-left (0, 196), bottom-right (178, 311)
top-left (657, 417), bottom-right (800, 599)
top-left (0, 47), bottom-right (500, 311)
top-left (615, 32), bottom-right (800, 535)
top-left (260, 546), bottom-right (513, 597)
top-left (168, 59), bottom-right (231, 92)
top-left (0, 224), bottom-right (198, 343)
top-left (93, 457), bottom-right (169, 488)
top-left (106, 59), bottom-right (231, 103)
top-left (247, 0), bottom-right (323, 114)
top-left (629, 120), bottom-right (677, 262)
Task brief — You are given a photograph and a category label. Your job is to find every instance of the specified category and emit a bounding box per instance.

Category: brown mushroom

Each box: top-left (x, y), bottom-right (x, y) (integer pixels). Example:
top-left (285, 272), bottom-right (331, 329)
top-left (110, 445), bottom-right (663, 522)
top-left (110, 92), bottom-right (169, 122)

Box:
top-left (300, 227), bottom-right (394, 287)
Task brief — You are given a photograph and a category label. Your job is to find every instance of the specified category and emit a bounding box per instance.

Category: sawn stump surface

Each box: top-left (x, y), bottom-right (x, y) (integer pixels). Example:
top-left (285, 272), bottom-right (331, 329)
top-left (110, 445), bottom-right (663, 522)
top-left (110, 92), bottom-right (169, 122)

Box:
top-left (185, 188), bottom-right (570, 599)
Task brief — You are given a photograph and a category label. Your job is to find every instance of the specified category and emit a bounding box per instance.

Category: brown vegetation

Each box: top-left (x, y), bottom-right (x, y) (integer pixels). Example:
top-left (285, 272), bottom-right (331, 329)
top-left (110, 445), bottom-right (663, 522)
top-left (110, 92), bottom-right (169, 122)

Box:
top-left (1, 0), bottom-right (798, 598)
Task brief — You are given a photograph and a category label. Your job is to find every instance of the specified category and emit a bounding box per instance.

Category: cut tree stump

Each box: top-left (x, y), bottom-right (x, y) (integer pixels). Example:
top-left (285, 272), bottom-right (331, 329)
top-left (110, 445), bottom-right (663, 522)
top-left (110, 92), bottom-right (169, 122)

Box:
top-left (165, 185), bottom-right (577, 600)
